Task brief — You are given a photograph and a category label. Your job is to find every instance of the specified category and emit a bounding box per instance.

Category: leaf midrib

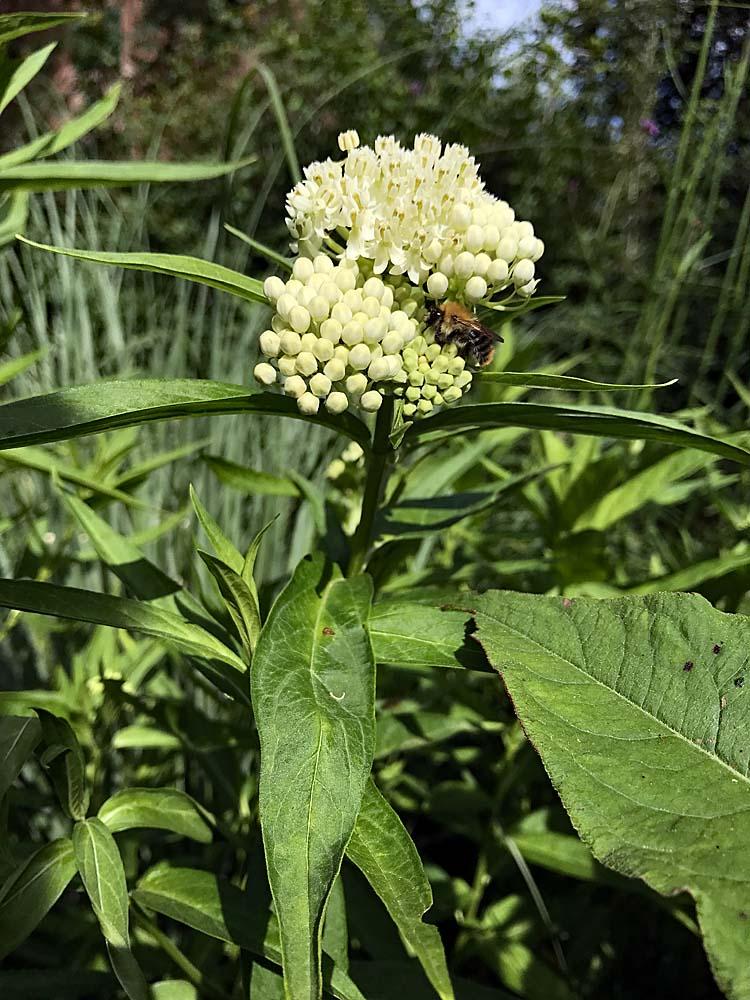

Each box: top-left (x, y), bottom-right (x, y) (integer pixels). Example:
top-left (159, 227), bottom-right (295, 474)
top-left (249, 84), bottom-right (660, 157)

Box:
top-left (476, 605), bottom-right (750, 790)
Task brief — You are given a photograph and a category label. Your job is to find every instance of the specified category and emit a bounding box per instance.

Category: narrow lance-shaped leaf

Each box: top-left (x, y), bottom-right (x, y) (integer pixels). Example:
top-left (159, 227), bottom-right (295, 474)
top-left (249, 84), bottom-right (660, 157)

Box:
top-left (405, 400), bottom-right (750, 467)
top-left (474, 372), bottom-right (678, 392)
top-left (472, 590), bottom-right (750, 1000)
top-left (2, 158), bottom-right (255, 193)
top-left (0, 43), bottom-right (56, 116)
top-left (251, 555), bottom-right (375, 1000)
top-left (0, 379), bottom-right (372, 451)
top-left (0, 839), bottom-right (77, 960)
top-left (0, 12), bottom-right (86, 45)
top-left (0, 579), bottom-right (249, 704)
top-left (347, 780), bottom-right (454, 1000)
top-left (199, 550), bottom-right (260, 660)
top-left (0, 350), bottom-right (44, 387)
top-left (73, 818), bottom-right (149, 1000)
top-left (131, 865), bottom-right (367, 1000)
top-left (0, 715), bottom-right (41, 800)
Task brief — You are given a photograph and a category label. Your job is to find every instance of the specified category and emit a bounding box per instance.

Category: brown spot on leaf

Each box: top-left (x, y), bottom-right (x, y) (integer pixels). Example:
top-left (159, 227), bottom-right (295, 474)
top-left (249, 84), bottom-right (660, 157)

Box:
top-left (740, 911), bottom-right (748, 920)
top-left (562, 598), bottom-right (574, 609)
top-left (683, 661), bottom-right (694, 672)
top-left (713, 643), bottom-right (723, 654)
top-left (735, 677), bottom-right (744, 688)
top-left (322, 627), bottom-right (335, 636)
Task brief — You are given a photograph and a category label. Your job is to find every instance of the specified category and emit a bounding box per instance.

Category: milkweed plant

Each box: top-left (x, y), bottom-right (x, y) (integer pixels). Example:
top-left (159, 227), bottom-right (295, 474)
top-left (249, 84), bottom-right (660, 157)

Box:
top-left (2, 33), bottom-right (750, 1000)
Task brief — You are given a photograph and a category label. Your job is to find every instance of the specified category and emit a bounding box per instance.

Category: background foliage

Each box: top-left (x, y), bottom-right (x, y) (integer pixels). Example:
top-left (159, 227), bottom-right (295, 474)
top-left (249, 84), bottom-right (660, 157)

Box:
top-left (1, 2), bottom-right (749, 998)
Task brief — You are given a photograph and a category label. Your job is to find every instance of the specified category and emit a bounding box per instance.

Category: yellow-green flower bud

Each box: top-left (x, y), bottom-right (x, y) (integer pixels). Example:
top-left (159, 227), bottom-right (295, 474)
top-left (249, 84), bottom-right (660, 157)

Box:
top-left (284, 375), bottom-right (306, 398)
top-left (297, 391), bottom-right (320, 414)
top-left (310, 373), bottom-right (332, 397)
top-left (325, 391), bottom-right (349, 413)
top-left (253, 362), bottom-right (276, 385)
top-left (361, 390), bottom-right (383, 412)
top-left (295, 352), bottom-right (318, 377)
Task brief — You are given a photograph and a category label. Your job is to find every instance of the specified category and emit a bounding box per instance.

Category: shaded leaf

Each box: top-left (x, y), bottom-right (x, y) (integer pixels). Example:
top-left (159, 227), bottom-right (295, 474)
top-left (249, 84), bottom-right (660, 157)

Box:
top-left (3, 159), bottom-right (254, 193)
top-left (347, 780), bottom-right (454, 1000)
top-left (0, 715), bottom-right (40, 801)
top-left (369, 601), bottom-right (488, 671)
top-left (36, 708), bottom-right (88, 820)
top-left (0, 12), bottom-right (86, 45)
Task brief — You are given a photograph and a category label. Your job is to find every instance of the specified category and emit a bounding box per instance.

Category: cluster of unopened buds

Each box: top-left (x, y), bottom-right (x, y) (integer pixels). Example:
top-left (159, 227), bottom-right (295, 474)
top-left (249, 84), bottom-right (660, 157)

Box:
top-left (253, 130), bottom-right (543, 417)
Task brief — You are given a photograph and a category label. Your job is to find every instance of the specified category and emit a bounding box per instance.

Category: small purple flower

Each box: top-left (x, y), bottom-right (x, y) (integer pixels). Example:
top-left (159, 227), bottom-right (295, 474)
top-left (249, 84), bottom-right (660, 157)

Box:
top-left (640, 118), bottom-right (660, 138)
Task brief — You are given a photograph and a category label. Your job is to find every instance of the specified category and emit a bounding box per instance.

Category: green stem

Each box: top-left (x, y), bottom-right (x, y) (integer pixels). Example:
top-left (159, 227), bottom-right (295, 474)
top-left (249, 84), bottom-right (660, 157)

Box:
top-left (132, 905), bottom-right (232, 1000)
top-left (348, 397), bottom-right (394, 576)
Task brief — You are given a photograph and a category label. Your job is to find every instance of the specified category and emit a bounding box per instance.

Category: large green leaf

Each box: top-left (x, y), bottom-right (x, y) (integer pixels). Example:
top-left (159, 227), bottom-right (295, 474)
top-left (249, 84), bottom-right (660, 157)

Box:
top-left (0, 840), bottom-right (77, 959)
top-left (347, 780), bottom-right (454, 1000)
top-left (251, 555), bottom-right (375, 1000)
top-left (0, 379), bottom-right (371, 451)
top-left (0, 715), bottom-right (41, 801)
top-left (131, 865), bottom-right (366, 1000)
top-left (0, 579), bottom-right (249, 703)
top-left (406, 401), bottom-right (750, 466)
top-left (98, 788), bottom-right (212, 843)
top-left (2, 159), bottom-right (254, 193)
top-left (369, 601), bottom-right (488, 671)
top-left (472, 590), bottom-right (750, 1000)
top-left (0, 13), bottom-right (86, 45)
top-left (73, 818), bottom-right (149, 1000)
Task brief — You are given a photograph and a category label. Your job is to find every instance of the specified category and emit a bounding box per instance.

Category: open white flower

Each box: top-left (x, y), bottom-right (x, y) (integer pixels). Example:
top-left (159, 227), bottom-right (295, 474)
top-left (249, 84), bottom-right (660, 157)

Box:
top-left (285, 132), bottom-right (543, 307)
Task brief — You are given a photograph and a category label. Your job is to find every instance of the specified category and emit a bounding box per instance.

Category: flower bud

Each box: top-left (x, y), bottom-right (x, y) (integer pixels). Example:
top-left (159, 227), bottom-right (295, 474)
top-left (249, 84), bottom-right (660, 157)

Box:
top-left (338, 129), bottom-right (360, 151)
top-left (451, 203), bottom-right (471, 231)
top-left (406, 386), bottom-right (421, 402)
top-left (483, 224), bottom-right (500, 250)
top-left (324, 358), bottom-right (346, 381)
top-left (325, 391), bottom-right (349, 413)
top-left (438, 253), bottom-right (454, 277)
top-left (513, 259), bottom-right (535, 285)
top-left (342, 320), bottom-right (364, 346)
top-left (364, 317), bottom-right (387, 342)
top-left (361, 390), bottom-right (384, 411)
top-left (349, 343), bottom-right (371, 370)
top-left (465, 276), bottom-right (488, 300)
top-left (254, 362), bottom-right (276, 385)
top-left (335, 268), bottom-right (357, 292)
top-left (300, 333), bottom-right (318, 354)
top-left (487, 258), bottom-right (509, 284)
top-left (437, 372), bottom-right (454, 389)
top-left (455, 370), bottom-right (472, 388)
top-left (422, 383), bottom-right (437, 400)
top-left (417, 398), bottom-right (433, 415)
top-left (297, 392), bottom-right (320, 414)
top-left (454, 251), bottom-right (475, 278)
top-left (367, 358), bottom-right (390, 381)
top-left (263, 275), bottom-right (286, 302)
top-left (426, 271), bottom-right (449, 298)
top-left (313, 338), bottom-right (335, 362)
top-left (289, 305), bottom-right (312, 334)
top-left (295, 352), bottom-right (318, 376)
top-left (403, 402), bottom-right (417, 417)
top-left (308, 295), bottom-right (330, 322)
top-left (310, 373), bottom-right (332, 397)
top-left (346, 373), bottom-right (368, 397)
top-left (381, 331), bottom-right (403, 355)
top-left (292, 257), bottom-right (315, 282)
top-left (259, 330), bottom-right (281, 357)
top-left (276, 293), bottom-right (297, 320)
top-left (320, 318), bottom-right (343, 343)
top-left (314, 253), bottom-right (334, 273)
top-left (284, 375), bottom-right (306, 398)
top-left (278, 355), bottom-right (297, 377)
top-left (443, 385), bottom-right (462, 403)
top-left (473, 252), bottom-right (491, 276)
top-left (280, 331), bottom-right (302, 355)
top-left (334, 345), bottom-right (350, 364)
top-left (466, 224), bottom-right (484, 253)
top-left (363, 276), bottom-right (385, 300)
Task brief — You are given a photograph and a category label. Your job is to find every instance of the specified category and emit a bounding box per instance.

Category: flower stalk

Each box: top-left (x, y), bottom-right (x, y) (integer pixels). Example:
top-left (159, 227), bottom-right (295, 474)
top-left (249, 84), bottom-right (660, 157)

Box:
top-left (348, 395), bottom-right (394, 575)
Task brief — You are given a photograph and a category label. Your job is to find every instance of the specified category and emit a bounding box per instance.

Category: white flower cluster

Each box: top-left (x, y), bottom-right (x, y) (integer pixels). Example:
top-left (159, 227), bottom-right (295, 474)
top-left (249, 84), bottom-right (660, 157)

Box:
top-left (286, 131), bottom-right (543, 305)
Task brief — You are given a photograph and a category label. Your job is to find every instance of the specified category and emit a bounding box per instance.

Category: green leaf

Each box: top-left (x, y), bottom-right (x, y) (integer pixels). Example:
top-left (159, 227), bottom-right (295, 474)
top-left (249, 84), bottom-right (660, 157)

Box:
top-left (473, 590), bottom-right (750, 1000)
top-left (189, 484), bottom-right (244, 574)
top-left (347, 780), bottom-right (454, 1000)
top-left (322, 877), bottom-right (349, 974)
top-left (0, 13), bottom-right (86, 45)
top-left (224, 222), bottom-right (293, 271)
top-left (0, 84), bottom-right (121, 169)
top-left (98, 788), bottom-right (212, 843)
top-left (629, 549), bottom-right (750, 596)
top-left (0, 839), bottom-right (77, 960)
top-left (1, 445), bottom-right (151, 508)
top-left (62, 492), bottom-right (180, 600)
top-left (349, 962), bottom-right (513, 1000)
top-left (474, 372), bottom-right (677, 392)
top-left (198, 550), bottom-right (260, 659)
top-left (0, 350), bottom-right (43, 386)
top-left (203, 454), bottom-right (300, 497)
top-left (0, 715), bottom-right (41, 800)
top-left (0, 43), bottom-right (56, 116)
top-left (0, 191), bottom-right (28, 246)
top-left (111, 726), bottom-right (181, 751)
top-left (0, 378), bottom-right (371, 451)
top-left (132, 865), bottom-right (366, 1000)
top-left (251, 555), bottom-right (375, 1000)
top-left (571, 449), bottom-right (721, 533)
top-left (151, 982), bottom-right (198, 1000)
top-left (17, 237), bottom-right (264, 301)
top-left (36, 708), bottom-right (88, 820)
top-left (368, 601), bottom-right (488, 671)
top-left (73, 818), bottom-right (148, 1000)
top-left (405, 400), bottom-right (750, 467)
top-left (0, 579), bottom-right (249, 703)
top-left (2, 159), bottom-right (255, 193)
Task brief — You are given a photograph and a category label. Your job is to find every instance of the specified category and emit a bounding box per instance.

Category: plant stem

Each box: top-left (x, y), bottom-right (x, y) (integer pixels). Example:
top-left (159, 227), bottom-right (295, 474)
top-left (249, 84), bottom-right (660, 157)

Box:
top-left (132, 905), bottom-right (232, 1000)
top-left (348, 397), bottom-right (394, 576)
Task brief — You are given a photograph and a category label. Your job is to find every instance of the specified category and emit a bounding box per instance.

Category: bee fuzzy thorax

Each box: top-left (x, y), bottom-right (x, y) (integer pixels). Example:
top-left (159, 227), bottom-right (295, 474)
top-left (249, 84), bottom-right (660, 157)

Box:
top-left (425, 299), bottom-right (501, 369)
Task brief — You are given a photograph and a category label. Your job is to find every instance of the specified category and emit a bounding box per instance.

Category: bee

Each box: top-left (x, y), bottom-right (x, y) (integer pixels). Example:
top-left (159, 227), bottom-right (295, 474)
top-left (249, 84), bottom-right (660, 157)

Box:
top-left (425, 300), bottom-right (502, 368)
